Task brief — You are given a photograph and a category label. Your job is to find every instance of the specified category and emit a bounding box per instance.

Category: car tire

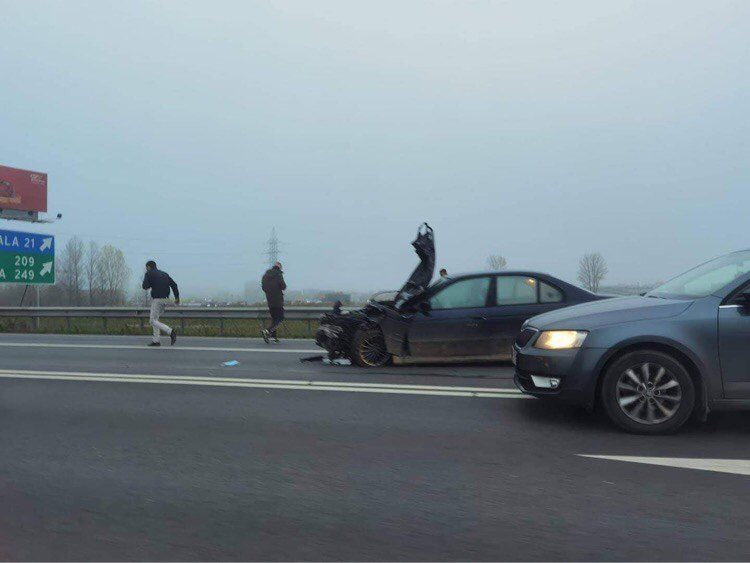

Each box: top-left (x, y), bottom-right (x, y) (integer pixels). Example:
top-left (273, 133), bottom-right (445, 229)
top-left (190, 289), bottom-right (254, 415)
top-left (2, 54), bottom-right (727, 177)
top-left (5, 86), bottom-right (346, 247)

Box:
top-left (350, 327), bottom-right (392, 368)
top-left (600, 350), bottom-right (695, 434)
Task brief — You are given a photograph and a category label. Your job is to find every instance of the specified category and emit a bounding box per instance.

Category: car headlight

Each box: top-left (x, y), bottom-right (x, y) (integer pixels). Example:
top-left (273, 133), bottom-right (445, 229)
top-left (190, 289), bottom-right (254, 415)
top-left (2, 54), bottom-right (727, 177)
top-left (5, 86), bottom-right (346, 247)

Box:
top-left (534, 330), bottom-right (587, 350)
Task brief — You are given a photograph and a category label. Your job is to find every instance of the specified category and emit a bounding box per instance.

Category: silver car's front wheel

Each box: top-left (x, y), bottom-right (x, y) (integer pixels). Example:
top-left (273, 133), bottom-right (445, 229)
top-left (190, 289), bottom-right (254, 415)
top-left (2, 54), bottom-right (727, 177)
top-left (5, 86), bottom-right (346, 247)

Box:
top-left (601, 350), bottom-right (695, 434)
top-left (616, 362), bottom-right (683, 425)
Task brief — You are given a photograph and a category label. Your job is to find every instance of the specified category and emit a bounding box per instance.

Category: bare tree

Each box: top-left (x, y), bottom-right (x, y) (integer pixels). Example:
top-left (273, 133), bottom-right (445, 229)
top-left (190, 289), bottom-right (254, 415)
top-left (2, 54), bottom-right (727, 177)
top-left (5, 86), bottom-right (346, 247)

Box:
top-left (58, 237), bottom-right (85, 305)
top-left (130, 284), bottom-right (151, 307)
top-left (486, 254), bottom-right (507, 271)
top-left (85, 241), bottom-right (101, 305)
top-left (98, 245), bottom-right (131, 305)
top-left (577, 252), bottom-right (608, 293)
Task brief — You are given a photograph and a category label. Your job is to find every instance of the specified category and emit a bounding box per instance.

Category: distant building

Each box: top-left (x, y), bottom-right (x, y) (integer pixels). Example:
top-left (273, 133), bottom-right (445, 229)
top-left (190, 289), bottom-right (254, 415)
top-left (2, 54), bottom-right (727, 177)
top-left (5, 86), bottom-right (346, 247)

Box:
top-left (320, 292), bottom-right (352, 304)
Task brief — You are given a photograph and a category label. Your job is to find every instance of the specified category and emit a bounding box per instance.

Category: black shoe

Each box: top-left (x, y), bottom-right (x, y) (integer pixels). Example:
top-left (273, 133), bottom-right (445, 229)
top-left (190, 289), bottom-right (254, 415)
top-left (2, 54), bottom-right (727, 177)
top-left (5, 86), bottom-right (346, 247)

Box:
top-left (272, 336), bottom-right (280, 344)
top-left (261, 329), bottom-right (270, 344)
top-left (148, 342), bottom-right (161, 347)
top-left (170, 328), bottom-right (178, 346)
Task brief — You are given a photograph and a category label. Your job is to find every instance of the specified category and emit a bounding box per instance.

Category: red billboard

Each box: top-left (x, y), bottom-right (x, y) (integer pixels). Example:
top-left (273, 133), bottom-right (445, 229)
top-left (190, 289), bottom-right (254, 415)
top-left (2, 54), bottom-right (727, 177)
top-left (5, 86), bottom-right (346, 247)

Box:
top-left (0, 165), bottom-right (48, 213)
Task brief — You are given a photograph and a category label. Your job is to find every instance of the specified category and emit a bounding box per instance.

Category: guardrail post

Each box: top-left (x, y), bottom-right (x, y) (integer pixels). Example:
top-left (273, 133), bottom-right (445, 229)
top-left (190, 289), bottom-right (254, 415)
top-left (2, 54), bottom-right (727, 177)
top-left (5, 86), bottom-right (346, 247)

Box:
top-left (103, 317), bottom-right (108, 333)
top-left (33, 314), bottom-right (40, 331)
top-left (219, 318), bottom-right (224, 336)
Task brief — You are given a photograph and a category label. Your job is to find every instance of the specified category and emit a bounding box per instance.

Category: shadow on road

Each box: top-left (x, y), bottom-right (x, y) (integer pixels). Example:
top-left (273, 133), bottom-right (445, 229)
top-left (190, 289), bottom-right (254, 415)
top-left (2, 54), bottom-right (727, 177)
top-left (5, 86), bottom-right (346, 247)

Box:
top-left (517, 397), bottom-right (750, 437)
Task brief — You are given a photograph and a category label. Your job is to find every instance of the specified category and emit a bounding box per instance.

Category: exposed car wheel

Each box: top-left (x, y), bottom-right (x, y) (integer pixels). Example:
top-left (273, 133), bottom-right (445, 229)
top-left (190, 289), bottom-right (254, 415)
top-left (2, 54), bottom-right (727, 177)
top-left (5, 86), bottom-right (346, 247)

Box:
top-left (350, 328), bottom-right (392, 368)
top-left (600, 350), bottom-right (695, 434)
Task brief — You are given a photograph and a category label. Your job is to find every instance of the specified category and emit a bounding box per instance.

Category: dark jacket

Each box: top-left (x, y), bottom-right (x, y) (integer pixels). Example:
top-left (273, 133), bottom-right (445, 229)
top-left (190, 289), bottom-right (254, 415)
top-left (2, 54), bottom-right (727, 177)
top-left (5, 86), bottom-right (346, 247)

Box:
top-left (262, 266), bottom-right (286, 308)
top-left (142, 268), bottom-right (179, 300)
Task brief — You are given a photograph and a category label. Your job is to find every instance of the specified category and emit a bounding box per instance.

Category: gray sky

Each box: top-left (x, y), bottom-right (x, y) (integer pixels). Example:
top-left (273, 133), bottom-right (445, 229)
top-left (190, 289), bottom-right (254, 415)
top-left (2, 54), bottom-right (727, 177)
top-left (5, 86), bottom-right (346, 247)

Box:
top-left (1, 0), bottom-right (748, 296)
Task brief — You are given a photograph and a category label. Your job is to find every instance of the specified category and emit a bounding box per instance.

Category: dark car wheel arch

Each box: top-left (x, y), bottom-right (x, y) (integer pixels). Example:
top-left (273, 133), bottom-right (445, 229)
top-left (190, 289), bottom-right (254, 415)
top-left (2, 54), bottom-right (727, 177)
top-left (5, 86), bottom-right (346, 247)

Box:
top-left (591, 340), bottom-right (710, 422)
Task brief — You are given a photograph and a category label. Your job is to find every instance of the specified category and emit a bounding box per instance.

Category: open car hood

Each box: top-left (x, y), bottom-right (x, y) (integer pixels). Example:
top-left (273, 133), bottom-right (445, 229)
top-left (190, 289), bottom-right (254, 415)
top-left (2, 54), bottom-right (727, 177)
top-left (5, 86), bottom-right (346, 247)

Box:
top-left (394, 223), bottom-right (435, 309)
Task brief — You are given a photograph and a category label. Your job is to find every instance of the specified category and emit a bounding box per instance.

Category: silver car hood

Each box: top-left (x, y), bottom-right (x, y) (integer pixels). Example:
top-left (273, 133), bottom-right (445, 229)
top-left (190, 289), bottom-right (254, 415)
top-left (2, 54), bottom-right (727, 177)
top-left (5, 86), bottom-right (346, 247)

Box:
top-left (528, 296), bottom-right (694, 330)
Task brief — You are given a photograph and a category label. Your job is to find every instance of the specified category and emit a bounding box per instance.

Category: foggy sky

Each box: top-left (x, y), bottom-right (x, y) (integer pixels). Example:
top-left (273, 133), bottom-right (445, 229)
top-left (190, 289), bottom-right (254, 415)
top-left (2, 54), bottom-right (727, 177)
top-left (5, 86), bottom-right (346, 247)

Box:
top-left (1, 0), bottom-right (748, 297)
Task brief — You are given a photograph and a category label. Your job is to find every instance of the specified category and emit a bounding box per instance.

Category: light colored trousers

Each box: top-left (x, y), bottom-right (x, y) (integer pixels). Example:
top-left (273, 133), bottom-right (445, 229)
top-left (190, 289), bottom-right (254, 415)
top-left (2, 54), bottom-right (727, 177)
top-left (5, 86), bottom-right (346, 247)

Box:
top-left (150, 298), bottom-right (172, 342)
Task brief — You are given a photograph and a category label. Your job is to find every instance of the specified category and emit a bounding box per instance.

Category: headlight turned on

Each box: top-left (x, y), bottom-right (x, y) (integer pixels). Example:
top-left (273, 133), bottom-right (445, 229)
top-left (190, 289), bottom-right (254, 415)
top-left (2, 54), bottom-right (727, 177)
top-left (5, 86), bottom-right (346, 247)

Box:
top-left (533, 330), bottom-right (588, 350)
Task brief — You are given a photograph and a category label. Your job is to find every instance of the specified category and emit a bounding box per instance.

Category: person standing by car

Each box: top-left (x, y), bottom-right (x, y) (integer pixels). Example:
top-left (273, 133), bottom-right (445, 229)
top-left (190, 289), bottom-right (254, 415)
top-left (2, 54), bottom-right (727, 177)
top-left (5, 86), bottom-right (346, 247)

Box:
top-left (439, 268), bottom-right (448, 278)
top-left (142, 260), bottom-right (180, 347)
top-left (262, 261), bottom-right (287, 343)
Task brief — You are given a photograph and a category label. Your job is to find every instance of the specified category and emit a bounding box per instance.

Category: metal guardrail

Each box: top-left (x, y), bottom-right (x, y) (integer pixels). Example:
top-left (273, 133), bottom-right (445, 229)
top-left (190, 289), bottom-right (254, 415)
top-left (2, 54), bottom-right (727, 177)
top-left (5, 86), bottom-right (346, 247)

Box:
top-left (0, 306), bottom-right (347, 334)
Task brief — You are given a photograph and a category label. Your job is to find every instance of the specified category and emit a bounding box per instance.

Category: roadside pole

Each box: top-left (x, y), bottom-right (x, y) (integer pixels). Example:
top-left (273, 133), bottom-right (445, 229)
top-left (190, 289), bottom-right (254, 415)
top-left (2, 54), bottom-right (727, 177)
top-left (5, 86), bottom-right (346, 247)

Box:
top-left (34, 285), bottom-right (40, 330)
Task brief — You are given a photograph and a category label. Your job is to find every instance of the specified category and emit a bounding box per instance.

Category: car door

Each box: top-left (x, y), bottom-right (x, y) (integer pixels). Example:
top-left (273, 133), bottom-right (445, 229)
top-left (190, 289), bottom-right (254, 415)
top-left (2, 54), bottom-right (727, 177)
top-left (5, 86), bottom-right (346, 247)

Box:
top-left (484, 276), bottom-right (567, 358)
top-left (718, 292), bottom-right (750, 399)
top-left (407, 276), bottom-right (492, 359)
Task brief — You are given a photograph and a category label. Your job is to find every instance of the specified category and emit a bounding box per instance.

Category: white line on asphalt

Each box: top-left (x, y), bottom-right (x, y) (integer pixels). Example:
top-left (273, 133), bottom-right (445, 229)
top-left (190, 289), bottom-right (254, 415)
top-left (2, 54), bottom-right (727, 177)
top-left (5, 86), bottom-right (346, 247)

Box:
top-left (0, 368), bottom-right (522, 393)
top-left (0, 369), bottom-right (528, 399)
top-left (579, 455), bottom-right (750, 476)
top-left (0, 342), bottom-right (313, 354)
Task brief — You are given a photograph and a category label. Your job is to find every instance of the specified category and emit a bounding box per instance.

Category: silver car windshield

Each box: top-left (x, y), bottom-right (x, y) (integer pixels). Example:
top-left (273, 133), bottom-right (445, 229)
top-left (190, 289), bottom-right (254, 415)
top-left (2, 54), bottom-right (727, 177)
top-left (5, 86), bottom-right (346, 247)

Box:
top-left (647, 251), bottom-right (750, 299)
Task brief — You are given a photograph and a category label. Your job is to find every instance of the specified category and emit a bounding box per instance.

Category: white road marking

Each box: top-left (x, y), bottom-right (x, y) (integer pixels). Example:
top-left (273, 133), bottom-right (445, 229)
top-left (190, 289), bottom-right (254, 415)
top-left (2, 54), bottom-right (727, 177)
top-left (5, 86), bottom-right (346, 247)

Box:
top-left (579, 455), bottom-right (750, 476)
top-left (0, 342), bottom-right (314, 354)
top-left (0, 369), bottom-right (528, 399)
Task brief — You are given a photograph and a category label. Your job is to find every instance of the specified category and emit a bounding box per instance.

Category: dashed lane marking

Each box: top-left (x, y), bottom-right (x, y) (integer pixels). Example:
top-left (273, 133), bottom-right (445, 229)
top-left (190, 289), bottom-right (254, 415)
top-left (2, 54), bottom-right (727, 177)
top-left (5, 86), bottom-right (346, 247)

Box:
top-left (579, 455), bottom-right (750, 477)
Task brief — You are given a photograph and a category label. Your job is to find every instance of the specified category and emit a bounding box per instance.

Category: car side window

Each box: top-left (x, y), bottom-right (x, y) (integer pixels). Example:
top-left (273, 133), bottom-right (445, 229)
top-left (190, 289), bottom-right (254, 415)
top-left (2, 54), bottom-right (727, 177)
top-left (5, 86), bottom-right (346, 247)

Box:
top-left (430, 277), bottom-right (490, 310)
top-left (496, 276), bottom-right (538, 306)
top-left (540, 281), bottom-right (564, 303)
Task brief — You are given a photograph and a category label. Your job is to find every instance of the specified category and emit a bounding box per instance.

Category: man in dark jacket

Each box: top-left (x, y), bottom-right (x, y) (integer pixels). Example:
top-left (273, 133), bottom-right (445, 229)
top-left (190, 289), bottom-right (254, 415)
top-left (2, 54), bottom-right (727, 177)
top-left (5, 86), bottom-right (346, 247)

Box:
top-left (142, 260), bottom-right (180, 347)
top-left (261, 261), bottom-right (286, 343)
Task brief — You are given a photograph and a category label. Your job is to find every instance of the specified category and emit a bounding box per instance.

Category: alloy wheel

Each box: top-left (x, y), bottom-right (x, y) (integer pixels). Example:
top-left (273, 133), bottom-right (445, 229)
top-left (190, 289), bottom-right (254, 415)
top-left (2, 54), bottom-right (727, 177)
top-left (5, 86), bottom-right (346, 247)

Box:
top-left (615, 362), bottom-right (683, 425)
top-left (358, 333), bottom-right (389, 366)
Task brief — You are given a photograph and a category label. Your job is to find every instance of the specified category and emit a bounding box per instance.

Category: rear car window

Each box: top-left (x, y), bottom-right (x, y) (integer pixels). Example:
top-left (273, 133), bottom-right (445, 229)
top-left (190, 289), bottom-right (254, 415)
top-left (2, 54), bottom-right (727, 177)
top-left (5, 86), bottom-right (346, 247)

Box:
top-left (496, 276), bottom-right (538, 305)
top-left (540, 281), bottom-right (564, 303)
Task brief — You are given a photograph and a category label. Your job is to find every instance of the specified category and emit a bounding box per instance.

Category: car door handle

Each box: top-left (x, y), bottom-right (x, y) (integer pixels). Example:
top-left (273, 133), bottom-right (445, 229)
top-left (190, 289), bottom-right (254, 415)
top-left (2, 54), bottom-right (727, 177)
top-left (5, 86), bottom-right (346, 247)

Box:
top-left (469, 316), bottom-right (487, 321)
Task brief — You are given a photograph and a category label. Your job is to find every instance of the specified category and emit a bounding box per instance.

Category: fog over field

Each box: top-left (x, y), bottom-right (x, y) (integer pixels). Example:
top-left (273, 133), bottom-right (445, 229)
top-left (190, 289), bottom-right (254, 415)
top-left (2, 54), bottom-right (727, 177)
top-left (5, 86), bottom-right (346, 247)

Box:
top-left (1, 0), bottom-right (748, 296)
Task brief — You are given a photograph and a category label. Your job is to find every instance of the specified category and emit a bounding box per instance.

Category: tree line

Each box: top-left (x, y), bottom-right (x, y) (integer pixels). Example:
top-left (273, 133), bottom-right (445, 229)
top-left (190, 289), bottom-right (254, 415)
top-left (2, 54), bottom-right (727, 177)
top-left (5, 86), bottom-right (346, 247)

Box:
top-left (56, 237), bottom-right (132, 305)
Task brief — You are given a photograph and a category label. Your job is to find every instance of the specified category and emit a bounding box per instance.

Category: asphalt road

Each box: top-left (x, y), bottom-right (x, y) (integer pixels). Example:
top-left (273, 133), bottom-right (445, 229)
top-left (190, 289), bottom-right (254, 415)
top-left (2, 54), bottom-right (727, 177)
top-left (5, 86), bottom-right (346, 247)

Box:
top-left (0, 333), bottom-right (749, 561)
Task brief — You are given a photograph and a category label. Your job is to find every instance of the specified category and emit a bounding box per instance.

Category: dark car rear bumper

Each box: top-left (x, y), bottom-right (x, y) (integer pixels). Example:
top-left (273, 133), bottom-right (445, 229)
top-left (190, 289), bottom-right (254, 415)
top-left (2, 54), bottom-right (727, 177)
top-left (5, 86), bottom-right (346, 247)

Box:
top-left (513, 344), bottom-right (609, 408)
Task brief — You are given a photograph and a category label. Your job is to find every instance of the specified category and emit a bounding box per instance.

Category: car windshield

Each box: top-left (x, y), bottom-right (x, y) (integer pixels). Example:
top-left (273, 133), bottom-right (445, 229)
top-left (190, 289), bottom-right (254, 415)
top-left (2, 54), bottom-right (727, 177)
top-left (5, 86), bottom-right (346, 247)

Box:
top-left (647, 251), bottom-right (750, 299)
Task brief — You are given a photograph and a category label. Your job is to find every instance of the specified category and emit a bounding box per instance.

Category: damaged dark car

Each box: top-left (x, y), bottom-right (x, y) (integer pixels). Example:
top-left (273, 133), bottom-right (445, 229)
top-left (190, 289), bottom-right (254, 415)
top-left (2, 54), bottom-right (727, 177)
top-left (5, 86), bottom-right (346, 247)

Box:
top-left (316, 224), bottom-right (603, 367)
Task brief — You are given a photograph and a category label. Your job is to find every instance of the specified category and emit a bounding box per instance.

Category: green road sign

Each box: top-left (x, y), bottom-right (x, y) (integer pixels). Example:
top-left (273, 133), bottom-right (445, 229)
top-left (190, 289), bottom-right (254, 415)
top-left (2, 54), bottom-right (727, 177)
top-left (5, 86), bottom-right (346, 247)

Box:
top-left (0, 229), bottom-right (55, 285)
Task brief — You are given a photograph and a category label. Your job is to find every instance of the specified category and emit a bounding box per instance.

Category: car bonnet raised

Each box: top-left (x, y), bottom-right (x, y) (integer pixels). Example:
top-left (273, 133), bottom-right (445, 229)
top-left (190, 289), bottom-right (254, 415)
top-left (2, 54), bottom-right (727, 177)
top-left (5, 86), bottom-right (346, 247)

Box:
top-left (394, 223), bottom-right (435, 309)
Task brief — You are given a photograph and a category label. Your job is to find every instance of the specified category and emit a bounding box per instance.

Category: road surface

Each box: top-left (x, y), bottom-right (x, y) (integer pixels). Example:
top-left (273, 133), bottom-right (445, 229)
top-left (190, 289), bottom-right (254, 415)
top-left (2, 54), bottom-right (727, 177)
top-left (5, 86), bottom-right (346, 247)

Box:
top-left (0, 333), bottom-right (748, 561)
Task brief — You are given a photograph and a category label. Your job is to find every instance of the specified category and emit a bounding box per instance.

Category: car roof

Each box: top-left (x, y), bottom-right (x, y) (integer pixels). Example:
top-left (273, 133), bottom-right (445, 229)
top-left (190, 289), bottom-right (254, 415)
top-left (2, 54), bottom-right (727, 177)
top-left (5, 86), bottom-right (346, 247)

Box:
top-left (446, 270), bottom-right (558, 279)
top-left (438, 271), bottom-right (595, 296)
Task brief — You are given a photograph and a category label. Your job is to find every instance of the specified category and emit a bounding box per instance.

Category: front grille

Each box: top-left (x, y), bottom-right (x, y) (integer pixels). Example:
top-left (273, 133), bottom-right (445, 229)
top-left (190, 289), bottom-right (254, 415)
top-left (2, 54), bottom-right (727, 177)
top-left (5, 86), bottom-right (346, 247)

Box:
top-left (515, 327), bottom-right (538, 348)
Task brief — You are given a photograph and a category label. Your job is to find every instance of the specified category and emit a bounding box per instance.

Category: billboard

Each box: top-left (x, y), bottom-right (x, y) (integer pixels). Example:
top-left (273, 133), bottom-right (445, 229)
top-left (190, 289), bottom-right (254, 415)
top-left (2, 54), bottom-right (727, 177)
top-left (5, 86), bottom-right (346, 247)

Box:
top-left (0, 165), bottom-right (48, 213)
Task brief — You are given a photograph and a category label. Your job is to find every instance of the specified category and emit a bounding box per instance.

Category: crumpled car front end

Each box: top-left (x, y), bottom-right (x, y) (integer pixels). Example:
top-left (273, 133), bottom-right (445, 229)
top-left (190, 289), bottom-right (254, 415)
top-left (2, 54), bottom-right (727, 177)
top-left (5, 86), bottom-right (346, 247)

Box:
top-left (315, 309), bottom-right (374, 359)
top-left (314, 223), bottom-right (435, 365)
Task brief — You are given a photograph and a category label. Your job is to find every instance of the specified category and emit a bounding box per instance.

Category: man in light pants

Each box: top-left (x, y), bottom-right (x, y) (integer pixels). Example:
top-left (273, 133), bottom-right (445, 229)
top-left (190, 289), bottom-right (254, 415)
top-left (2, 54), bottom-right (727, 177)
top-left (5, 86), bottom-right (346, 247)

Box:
top-left (142, 260), bottom-right (180, 347)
